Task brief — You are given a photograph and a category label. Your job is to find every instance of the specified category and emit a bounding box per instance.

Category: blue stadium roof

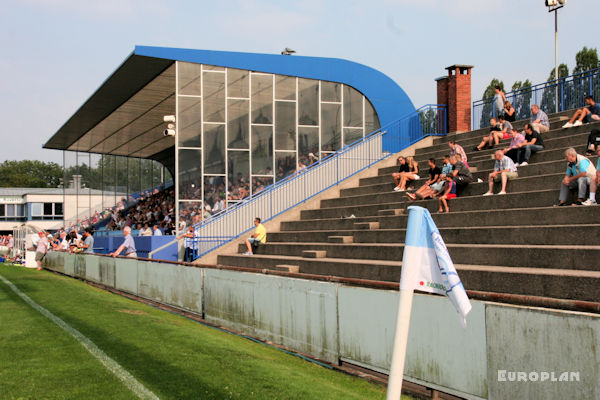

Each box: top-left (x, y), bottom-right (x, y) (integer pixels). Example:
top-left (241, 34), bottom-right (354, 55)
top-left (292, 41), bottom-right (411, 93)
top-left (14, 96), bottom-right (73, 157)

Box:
top-left (44, 46), bottom-right (415, 164)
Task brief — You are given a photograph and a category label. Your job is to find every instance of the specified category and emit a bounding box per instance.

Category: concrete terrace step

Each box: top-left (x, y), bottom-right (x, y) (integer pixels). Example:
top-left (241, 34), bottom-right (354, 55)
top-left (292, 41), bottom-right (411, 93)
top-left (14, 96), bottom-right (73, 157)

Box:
top-left (269, 224), bottom-right (600, 246)
top-left (282, 206), bottom-right (600, 232)
top-left (236, 241), bottom-right (600, 270)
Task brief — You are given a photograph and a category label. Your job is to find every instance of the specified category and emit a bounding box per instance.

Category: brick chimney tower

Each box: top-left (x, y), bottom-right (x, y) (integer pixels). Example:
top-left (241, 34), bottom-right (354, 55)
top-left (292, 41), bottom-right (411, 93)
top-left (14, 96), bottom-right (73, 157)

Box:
top-left (436, 65), bottom-right (473, 133)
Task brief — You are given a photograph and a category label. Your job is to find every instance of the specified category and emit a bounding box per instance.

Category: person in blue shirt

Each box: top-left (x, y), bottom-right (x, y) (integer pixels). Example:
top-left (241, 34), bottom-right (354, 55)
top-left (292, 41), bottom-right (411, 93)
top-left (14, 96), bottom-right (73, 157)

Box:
top-left (557, 148), bottom-right (597, 206)
top-left (110, 226), bottom-right (137, 258)
top-left (563, 96), bottom-right (600, 128)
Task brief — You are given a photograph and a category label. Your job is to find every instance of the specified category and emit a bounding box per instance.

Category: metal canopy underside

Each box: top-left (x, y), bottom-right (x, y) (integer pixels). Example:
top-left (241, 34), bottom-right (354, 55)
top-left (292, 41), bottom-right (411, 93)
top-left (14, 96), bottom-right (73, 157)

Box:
top-left (44, 55), bottom-right (176, 160)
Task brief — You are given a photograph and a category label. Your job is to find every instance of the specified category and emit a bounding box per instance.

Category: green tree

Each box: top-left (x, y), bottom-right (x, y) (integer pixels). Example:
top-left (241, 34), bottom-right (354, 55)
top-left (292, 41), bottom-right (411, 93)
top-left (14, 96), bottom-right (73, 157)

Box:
top-left (0, 160), bottom-right (62, 188)
top-left (509, 79), bottom-right (533, 120)
top-left (547, 63), bottom-right (569, 81)
top-left (573, 47), bottom-right (599, 74)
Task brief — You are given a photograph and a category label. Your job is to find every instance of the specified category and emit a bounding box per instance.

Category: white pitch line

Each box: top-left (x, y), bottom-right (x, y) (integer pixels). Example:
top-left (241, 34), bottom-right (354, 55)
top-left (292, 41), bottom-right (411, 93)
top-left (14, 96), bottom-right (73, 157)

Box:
top-left (0, 272), bottom-right (159, 400)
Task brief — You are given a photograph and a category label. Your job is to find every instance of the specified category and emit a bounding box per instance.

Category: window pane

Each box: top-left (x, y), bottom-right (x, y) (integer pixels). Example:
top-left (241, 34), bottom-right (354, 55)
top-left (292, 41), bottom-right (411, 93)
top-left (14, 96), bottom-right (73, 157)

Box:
top-left (343, 85), bottom-right (363, 127)
top-left (275, 101), bottom-right (296, 150)
top-left (178, 62), bottom-right (201, 96)
top-left (321, 81), bottom-right (341, 102)
top-left (203, 72), bottom-right (225, 122)
top-left (227, 68), bottom-right (249, 98)
top-left (54, 203), bottom-right (63, 215)
top-left (178, 149), bottom-right (202, 200)
top-left (43, 203), bottom-right (53, 215)
top-left (0, 204), bottom-right (4, 216)
top-left (275, 76), bottom-right (296, 100)
top-left (344, 128), bottom-right (364, 146)
top-left (204, 176), bottom-right (226, 216)
top-left (251, 74), bottom-right (273, 124)
top-left (128, 158), bottom-right (141, 194)
top-left (298, 78), bottom-right (318, 125)
top-left (227, 99), bottom-right (249, 149)
top-left (203, 124), bottom-right (226, 174)
top-left (251, 125), bottom-right (273, 175)
top-left (228, 151), bottom-right (250, 201)
top-left (179, 201), bottom-right (203, 227)
top-left (321, 103), bottom-right (341, 152)
top-left (252, 176), bottom-right (273, 195)
top-left (365, 98), bottom-right (380, 133)
top-left (275, 152), bottom-right (296, 182)
top-left (12, 204), bottom-right (22, 217)
top-left (17, 204), bottom-right (25, 217)
top-left (298, 126), bottom-right (319, 169)
top-left (178, 97), bottom-right (202, 147)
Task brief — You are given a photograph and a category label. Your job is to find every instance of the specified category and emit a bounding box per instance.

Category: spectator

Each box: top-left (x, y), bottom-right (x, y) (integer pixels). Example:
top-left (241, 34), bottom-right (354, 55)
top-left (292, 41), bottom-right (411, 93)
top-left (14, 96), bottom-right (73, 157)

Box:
top-left (455, 153), bottom-right (470, 169)
top-left (394, 156), bottom-right (420, 192)
top-left (35, 231), bottom-right (49, 271)
top-left (110, 226), bottom-right (137, 258)
top-left (153, 225), bottom-right (163, 236)
top-left (498, 115), bottom-right (513, 138)
top-left (243, 217), bottom-right (267, 256)
top-left (408, 158), bottom-right (441, 200)
top-left (586, 129), bottom-right (600, 156)
top-left (448, 140), bottom-right (468, 164)
top-left (562, 95), bottom-right (600, 128)
top-left (483, 150), bottom-right (519, 196)
top-left (392, 156), bottom-right (410, 191)
top-left (7, 234), bottom-right (13, 257)
top-left (177, 226), bottom-right (195, 262)
top-left (530, 104), bottom-right (550, 133)
top-left (53, 231), bottom-right (69, 251)
top-left (78, 228), bottom-right (94, 254)
top-left (450, 154), bottom-right (473, 189)
top-left (438, 176), bottom-right (457, 213)
top-left (516, 123), bottom-right (545, 166)
top-left (503, 100), bottom-right (516, 122)
top-left (557, 148), bottom-right (597, 206)
top-left (493, 85), bottom-right (506, 118)
top-left (583, 146), bottom-right (600, 205)
top-left (474, 118), bottom-right (503, 151)
top-left (502, 128), bottom-right (526, 164)
top-left (140, 223), bottom-right (152, 236)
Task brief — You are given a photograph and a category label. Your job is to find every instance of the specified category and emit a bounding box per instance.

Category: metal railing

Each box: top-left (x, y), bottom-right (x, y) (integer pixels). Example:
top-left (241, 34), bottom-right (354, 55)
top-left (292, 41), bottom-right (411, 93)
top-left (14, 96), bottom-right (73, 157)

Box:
top-left (473, 67), bottom-right (600, 130)
top-left (189, 104), bottom-right (447, 260)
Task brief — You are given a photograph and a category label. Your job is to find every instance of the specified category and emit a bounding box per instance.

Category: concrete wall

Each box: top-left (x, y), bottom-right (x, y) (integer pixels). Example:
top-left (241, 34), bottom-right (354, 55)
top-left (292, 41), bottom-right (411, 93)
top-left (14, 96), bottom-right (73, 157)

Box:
top-left (44, 252), bottom-right (600, 400)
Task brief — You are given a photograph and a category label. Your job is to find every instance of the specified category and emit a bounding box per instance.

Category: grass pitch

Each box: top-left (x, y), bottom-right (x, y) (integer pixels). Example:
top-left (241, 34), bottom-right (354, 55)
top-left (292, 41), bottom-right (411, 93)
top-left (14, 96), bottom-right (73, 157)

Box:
top-left (0, 264), bottom-right (410, 399)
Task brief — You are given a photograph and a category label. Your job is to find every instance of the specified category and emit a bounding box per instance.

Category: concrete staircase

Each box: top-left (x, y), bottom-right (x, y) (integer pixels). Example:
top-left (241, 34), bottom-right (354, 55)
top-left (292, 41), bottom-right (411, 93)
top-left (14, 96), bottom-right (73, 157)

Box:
top-left (218, 112), bottom-right (600, 303)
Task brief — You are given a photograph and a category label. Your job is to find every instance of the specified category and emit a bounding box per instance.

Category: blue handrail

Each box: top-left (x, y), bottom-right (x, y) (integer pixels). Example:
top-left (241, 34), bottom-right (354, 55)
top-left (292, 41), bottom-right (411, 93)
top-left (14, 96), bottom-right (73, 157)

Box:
top-left (472, 67), bottom-right (600, 129)
top-left (187, 104), bottom-right (447, 261)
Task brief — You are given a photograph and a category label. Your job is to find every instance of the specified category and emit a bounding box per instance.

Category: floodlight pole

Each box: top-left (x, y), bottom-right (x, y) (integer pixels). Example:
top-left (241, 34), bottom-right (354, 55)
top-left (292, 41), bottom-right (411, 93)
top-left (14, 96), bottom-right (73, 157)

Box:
top-left (549, 4), bottom-right (564, 113)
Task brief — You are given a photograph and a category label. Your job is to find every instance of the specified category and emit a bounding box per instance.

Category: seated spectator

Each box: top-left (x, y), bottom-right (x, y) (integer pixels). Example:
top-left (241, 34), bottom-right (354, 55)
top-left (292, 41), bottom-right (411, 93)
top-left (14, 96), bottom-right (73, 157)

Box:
top-left (516, 124), bottom-right (545, 166)
top-left (562, 95), bottom-right (600, 128)
top-left (502, 128), bottom-right (526, 164)
top-left (394, 156), bottom-right (420, 192)
top-left (243, 217), bottom-right (267, 256)
top-left (140, 223), bottom-right (152, 236)
top-left (483, 150), bottom-right (518, 196)
top-left (455, 153), bottom-right (469, 169)
top-left (557, 148), bottom-right (597, 206)
top-left (448, 140), bottom-right (467, 164)
top-left (438, 176), bottom-right (457, 213)
top-left (153, 225), bottom-right (163, 236)
top-left (583, 146), bottom-right (600, 205)
top-left (450, 154), bottom-right (473, 189)
top-left (530, 104), bottom-right (550, 133)
top-left (407, 158), bottom-right (441, 200)
top-left (392, 156), bottom-right (409, 190)
top-left (586, 129), bottom-right (600, 156)
top-left (503, 100), bottom-right (516, 122)
top-left (474, 118), bottom-right (502, 151)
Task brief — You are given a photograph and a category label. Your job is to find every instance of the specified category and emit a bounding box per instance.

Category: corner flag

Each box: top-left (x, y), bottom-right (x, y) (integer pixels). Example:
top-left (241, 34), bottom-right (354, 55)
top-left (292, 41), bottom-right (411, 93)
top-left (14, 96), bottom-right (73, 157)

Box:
top-left (386, 206), bottom-right (471, 400)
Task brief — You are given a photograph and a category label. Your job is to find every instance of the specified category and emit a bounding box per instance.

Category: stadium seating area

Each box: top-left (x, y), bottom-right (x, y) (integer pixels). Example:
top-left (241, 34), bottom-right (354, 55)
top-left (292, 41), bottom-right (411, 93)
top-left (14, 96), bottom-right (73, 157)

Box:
top-left (218, 108), bottom-right (600, 304)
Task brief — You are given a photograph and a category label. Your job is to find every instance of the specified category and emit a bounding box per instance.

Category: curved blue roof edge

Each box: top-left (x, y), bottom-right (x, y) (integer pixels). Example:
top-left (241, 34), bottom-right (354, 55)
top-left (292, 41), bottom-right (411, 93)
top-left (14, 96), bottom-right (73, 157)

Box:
top-left (134, 45), bottom-right (415, 128)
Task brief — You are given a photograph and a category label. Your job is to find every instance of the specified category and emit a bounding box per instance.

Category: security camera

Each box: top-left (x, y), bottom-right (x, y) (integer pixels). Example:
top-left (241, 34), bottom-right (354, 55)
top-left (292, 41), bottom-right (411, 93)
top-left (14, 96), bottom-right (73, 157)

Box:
top-left (163, 115), bottom-right (176, 123)
top-left (163, 123), bottom-right (175, 136)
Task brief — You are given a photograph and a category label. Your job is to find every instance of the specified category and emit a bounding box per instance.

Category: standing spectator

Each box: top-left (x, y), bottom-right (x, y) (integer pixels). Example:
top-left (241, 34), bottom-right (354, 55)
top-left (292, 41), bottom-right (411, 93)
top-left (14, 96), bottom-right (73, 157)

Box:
top-left (493, 85), bottom-right (506, 118)
top-left (243, 217), bottom-right (267, 256)
top-left (78, 228), bottom-right (94, 254)
top-left (503, 100), bottom-right (516, 122)
top-left (557, 148), bottom-right (597, 206)
top-left (562, 95), bottom-right (600, 128)
top-left (7, 234), bottom-right (13, 258)
top-left (153, 225), bottom-right (163, 236)
top-left (448, 140), bottom-right (468, 164)
top-left (394, 156), bottom-right (419, 192)
top-left (502, 128), bottom-right (526, 164)
top-left (53, 231), bottom-right (69, 251)
top-left (450, 154), bottom-right (473, 189)
top-left (530, 104), bottom-right (549, 133)
top-left (483, 151), bottom-right (519, 196)
top-left (438, 176), bottom-right (457, 213)
top-left (110, 226), bottom-right (137, 258)
top-left (583, 146), bottom-right (600, 205)
top-left (35, 231), bottom-right (49, 271)
top-left (516, 124), bottom-right (545, 166)
top-left (178, 226), bottom-right (195, 262)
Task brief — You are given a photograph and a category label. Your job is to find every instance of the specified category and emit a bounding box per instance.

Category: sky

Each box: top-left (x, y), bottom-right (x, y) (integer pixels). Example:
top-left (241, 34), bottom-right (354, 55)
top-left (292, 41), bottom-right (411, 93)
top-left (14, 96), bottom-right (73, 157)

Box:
top-left (1, 0), bottom-right (599, 164)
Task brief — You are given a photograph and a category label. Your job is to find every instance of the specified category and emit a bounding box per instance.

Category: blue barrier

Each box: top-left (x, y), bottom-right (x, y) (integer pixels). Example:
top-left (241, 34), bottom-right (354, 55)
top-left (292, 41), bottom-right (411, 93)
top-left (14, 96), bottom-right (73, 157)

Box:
top-left (473, 67), bottom-right (600, 130)
top-left (93, 235), bottom-right (178, 261)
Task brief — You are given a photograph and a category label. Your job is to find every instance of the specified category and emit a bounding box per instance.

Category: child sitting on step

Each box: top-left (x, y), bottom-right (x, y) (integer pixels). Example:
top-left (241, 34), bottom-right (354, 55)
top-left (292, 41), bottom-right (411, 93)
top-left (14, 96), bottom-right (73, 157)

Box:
top-left (438, 176), bottom-right (457, 213)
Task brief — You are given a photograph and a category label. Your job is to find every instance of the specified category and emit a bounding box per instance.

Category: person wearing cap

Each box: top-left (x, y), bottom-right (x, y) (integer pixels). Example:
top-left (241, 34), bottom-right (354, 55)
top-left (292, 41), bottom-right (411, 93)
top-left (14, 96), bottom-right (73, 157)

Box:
top-left (110, 226), bottom-right (137, 258)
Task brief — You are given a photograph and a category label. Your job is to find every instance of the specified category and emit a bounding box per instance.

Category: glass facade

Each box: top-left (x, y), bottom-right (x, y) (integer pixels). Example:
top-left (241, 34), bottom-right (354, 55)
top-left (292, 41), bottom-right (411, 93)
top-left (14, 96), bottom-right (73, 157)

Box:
top-left (176, 62), bottom-right (380, 222)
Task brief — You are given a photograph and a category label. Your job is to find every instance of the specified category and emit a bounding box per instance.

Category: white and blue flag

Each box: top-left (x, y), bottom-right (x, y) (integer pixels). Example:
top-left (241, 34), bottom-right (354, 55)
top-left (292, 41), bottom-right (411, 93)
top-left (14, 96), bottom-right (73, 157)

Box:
top-left (400, 206), bottom-right (472, 327)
